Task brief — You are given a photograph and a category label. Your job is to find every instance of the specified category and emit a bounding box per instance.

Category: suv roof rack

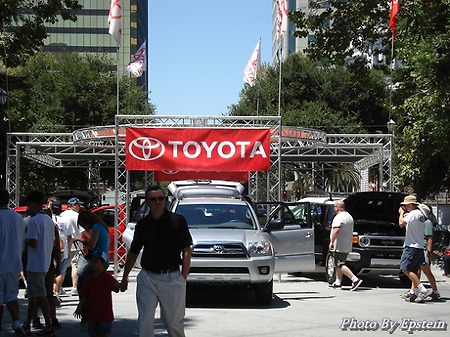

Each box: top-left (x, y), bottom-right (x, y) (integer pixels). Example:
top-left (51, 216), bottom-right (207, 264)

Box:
top-left (168, 180), bottom-right (245, 199)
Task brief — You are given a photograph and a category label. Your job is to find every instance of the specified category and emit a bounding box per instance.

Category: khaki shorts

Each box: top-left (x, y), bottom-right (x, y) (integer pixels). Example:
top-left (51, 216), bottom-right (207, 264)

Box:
top-left (71, 250), bottom-right (81, 268)
top-left (332, 251), bottom-right (349, 268)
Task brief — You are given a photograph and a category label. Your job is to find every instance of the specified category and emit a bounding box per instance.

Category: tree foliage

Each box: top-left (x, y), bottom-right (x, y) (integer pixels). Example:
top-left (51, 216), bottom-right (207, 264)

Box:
top-left (0, 0), bottom-right (82, 67)
top-left (229, 53), bottom-right (389, 134)
top-left (393, 0), bottom-right (450, 197)
top-left (5, 52), bottom-right (153, 132)
top-left (289, 0), bottom-right (392, 67)
top-left (1, 52), bottom-right (153, 195)
top-left (285, 0), bottom-right (450, 198)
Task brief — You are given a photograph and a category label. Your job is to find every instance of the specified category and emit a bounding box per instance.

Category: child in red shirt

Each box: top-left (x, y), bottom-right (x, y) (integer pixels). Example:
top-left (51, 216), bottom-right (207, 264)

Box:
top-left (74, 251), bottom-right (120, 337)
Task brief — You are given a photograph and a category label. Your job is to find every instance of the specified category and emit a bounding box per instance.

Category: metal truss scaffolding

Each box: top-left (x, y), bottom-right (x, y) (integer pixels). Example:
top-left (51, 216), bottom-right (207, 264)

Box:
top-left (6, 116), bottom-right (393, 275)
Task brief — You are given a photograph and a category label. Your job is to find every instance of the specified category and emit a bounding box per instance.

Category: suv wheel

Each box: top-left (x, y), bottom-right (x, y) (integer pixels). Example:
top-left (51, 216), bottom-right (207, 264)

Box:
top-left (325, 252), bottom-right (336, 284)
top-left (255, 280), bottom-right (273, 305)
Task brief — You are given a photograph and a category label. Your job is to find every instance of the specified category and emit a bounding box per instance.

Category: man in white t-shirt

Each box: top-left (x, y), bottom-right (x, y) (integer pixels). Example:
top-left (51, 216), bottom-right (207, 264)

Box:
top-left (328, 200), bottom-right (363, 291)
top-left (0, 189), bottom-right (27, 336)
top-left (398, 195), bottom-right (430, 303)
top-left (51, 200), bottom-right (75, 298)
top-left (59, 197), bottom-right (83, 296)
top-left (23, 191), bottom-right (56, 336)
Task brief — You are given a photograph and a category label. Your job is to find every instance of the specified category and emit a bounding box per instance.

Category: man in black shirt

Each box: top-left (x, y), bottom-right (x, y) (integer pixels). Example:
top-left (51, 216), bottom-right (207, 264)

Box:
top-left (120, 186), bottom-right (192, 337)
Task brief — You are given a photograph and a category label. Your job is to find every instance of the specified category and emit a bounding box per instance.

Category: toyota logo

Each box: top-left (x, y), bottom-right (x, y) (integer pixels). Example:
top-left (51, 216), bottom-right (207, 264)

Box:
top-left (213, 245), bottom-right (226, 254)
top-left (128, 137), bottom-right (165, 161)
top-left (162, 170), bottom-right (180, 175)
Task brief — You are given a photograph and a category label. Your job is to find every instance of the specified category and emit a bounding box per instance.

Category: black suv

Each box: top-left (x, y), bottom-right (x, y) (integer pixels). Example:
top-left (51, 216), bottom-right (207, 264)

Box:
top-left (325, 192), bottom-right (408, 285)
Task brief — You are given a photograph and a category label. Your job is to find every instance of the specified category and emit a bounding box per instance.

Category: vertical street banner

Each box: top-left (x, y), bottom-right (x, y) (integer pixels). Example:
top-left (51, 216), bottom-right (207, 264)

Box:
top-left (126, 41), bottom-right (146, 77)
top-left (276, 0), bottom-right (289, 43)
top-left (389, 0), bottom-right (400, 39)
top-left (125, 127), bottom-right (271, 172)
top-left (108, 0), bottom-right (122, 45)
top-left (243, 40), bottom-right (261, 86)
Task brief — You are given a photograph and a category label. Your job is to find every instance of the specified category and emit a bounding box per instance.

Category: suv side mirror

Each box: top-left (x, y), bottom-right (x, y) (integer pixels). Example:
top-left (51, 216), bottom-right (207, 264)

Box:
top-left (264, 219), bottom-right (284, 232)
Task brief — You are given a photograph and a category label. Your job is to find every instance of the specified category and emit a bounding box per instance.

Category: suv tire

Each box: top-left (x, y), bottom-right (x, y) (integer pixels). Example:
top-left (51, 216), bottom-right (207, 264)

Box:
top-left (255, 280), bottom-right (273, 305)
top-left (325, 252), bottom-right (336, 284)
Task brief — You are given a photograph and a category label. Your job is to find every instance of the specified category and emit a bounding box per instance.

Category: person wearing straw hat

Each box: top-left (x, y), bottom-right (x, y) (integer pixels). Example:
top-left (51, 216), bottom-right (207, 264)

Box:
top-left (398, 195), bottom-right (431, 303)
top-left (401, 204), bottom-right (442, 301)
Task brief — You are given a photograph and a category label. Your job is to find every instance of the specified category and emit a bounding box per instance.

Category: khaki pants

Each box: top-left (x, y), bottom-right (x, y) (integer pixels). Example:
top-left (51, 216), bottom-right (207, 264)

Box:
top-left (136, 269), bottom-right (186, 337)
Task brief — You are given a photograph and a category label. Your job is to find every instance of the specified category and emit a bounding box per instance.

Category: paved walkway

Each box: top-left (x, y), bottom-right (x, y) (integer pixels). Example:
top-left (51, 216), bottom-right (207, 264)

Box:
top-left (1, 264), bottom-right (448, 336)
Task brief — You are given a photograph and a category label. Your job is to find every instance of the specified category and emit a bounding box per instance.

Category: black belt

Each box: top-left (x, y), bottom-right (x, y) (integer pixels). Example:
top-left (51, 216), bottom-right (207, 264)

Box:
top-left (147, 266), bottom-right (179, 274)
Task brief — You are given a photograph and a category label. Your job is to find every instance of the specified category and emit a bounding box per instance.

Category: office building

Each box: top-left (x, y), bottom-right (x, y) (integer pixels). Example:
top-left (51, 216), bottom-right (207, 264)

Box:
top-left (272, 1), bottom-right (385, 67)
top-left (43, 0), bottom-right (148, 78)
top-left (272, 0), bottom-right (317, 63)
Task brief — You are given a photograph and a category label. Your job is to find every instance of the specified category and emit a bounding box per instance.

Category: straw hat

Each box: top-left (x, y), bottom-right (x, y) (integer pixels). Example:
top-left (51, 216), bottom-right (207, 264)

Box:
top-left (400, 195), bottom-right (419, 205)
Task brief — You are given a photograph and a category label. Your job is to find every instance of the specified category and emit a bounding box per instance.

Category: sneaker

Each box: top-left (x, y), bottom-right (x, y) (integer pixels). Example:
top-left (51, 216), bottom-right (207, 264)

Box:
top-left (430, 292), bottom-right (442, 301)
top-left (405, 294), bottom-right (418, 302)
top-left (54, 294), bottom-right (61, 307)
top-left (328, 282), bottom-right (341, 289)
top-left (51, 320), bottom-right (62, 329)
top-left (415, 289), bottom-right (433, 303)
top-left (401, 292), bottom-right (413, 299)
top-left (70, 288), bottom-right (78, 296)
top-left (32, 318), bottom-right (44, 329)
top-left (12, 321), bottom-right (26, 337)
top-left (350, 278), bottom-right (363, 291)
top-left (58, 288), bottom-right (66, 296)
top-left (35, 327), bottom-right (55, 337)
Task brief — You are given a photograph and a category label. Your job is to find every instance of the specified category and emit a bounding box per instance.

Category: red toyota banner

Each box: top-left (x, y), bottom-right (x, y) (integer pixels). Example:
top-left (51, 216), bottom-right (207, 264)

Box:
top-left (126, 127), bottom-right (270, 172)
top-left (154, 171), bottom-right (249, 182)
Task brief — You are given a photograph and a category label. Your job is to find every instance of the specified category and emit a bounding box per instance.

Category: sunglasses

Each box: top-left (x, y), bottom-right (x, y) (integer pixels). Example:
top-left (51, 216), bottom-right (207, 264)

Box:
top-left (148, 196), bottom-right (165, 202)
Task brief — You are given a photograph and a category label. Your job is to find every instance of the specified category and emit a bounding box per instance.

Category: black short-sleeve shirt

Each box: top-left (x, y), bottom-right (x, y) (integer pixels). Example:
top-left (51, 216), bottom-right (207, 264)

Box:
top-left (129, 209), bottom-right (193, 271)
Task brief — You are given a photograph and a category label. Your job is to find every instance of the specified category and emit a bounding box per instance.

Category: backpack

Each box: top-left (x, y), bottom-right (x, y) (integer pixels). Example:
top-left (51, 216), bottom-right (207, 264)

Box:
top-left (433, 229), bottom-right (450, 253)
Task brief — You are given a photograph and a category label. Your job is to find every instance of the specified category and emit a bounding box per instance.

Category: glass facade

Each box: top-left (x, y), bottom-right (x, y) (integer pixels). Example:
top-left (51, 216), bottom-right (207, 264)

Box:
top-left (272, 0), bottom-right (326, 63)
top-left (43, 0), bottom-right (148, 75)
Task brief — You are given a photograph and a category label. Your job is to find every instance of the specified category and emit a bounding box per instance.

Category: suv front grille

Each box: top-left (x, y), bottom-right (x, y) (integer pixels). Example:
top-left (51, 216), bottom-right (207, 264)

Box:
top-left (357, 235), bottom-right (404, 249)
top-left (370, 237), bottom-right (404, 247)
top-left (192, 243), bottom-right (248, 258)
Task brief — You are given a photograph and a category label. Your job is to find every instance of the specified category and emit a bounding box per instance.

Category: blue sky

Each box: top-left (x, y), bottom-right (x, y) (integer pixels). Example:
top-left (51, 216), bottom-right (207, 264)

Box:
top-left (148, 0), bottom-right (273, 116)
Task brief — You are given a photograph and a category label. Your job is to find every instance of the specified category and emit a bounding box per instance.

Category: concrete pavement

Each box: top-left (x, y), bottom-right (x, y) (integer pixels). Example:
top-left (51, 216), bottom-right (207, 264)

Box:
top-left (1, 264), bottom-right (449, 336)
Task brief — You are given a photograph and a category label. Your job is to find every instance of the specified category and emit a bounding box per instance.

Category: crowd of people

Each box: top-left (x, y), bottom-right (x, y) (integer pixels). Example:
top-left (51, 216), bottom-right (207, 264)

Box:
top-left (1, 187), bottom-right (449, 337)
top-left (0, 186), bottom-right (192, 337)
top-left (0, 189), bottom-right (121, 337)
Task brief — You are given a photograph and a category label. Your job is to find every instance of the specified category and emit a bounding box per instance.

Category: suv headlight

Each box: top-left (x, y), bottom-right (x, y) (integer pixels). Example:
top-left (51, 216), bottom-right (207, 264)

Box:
top-left (248, 241), bottom-right (272, 256)
top-left (359, 236), bottom-right (370, 247)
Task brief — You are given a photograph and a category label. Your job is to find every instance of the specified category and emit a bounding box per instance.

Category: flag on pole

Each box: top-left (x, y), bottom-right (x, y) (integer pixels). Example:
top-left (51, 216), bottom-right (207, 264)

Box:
top-left (108, 0), bottom-right (122, 45)
top-left (126, 41), bottom-right (146, 77)
top-left (243, 40), bottom-right (261, 86)
top-left (389, 0), bottom-right (400, 39)
top-left (276, 0), bottom-right (289, 43)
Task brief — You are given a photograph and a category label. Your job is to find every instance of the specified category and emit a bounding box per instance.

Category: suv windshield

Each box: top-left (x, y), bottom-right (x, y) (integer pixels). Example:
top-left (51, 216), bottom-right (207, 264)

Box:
top-left (176, 203), bottom-right (257, 229)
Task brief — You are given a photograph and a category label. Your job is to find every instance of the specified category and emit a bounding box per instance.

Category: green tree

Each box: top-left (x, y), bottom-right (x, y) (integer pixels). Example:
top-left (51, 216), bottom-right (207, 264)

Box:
top-left (230, 53), bottom-right (390, 194)
top-left (229, 53), bottom-right (388, 134)
top-left (2, 52), bottom-right (153, 195)
top-left (0, 0), bottom-right (82, 67)
top-left (289, 0), bottom-right (392, 68)
top-left (6, 52), bottom-right (153, 132)
top-left (393, 0), bottom-right (450, 198)
top-left (288, 0), bottom-right (450, 198)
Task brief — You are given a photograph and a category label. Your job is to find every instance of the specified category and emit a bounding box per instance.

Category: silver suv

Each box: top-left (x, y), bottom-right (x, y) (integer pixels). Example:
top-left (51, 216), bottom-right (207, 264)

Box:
top-left (168, 180), bottom-right (315, 305)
